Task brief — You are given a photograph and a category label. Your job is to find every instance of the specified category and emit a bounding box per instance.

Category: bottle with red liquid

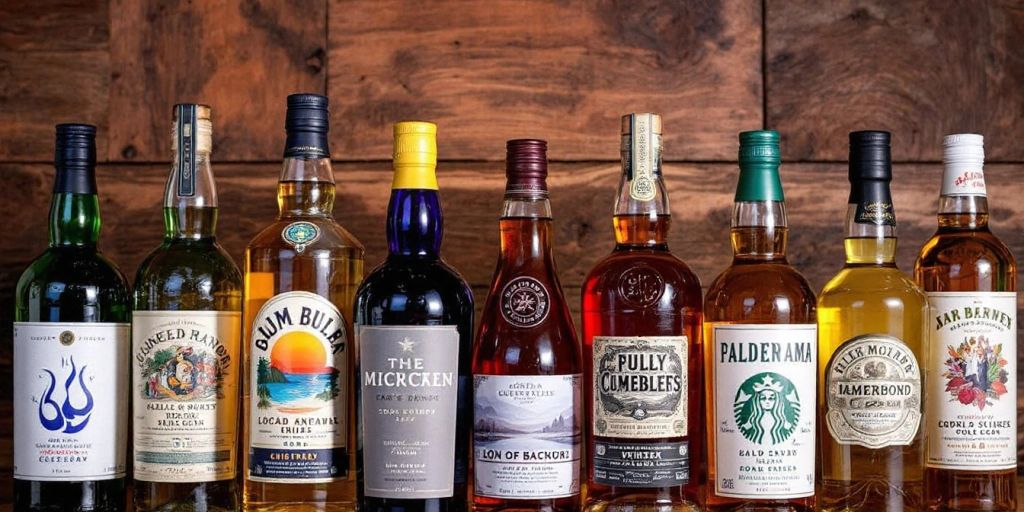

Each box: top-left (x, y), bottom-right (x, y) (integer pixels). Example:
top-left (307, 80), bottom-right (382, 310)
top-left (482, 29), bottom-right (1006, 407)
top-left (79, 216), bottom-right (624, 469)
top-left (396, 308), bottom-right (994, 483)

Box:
top-left (582, 113), bottom-right (704, 512)
top-left (471, 139), bottom-right (582, 512)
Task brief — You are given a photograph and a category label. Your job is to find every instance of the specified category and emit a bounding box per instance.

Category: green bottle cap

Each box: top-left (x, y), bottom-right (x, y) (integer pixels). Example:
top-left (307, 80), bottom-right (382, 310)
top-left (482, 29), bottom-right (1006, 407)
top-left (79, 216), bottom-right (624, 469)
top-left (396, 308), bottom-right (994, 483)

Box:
top-left (736, 130), bottom-right (784, 202)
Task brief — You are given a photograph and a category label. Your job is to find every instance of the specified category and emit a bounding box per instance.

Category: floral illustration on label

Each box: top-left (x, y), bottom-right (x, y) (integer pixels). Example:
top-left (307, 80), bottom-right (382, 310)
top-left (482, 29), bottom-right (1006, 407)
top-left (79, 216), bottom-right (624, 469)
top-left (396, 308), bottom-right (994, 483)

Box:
top-left (140, 346), bottom-right (224, 401)
top-left (38, 356), bottom-right (93, 434)
top-left (281, 221), bottom-right (321, 253)
top-left (617, 266), bottom-right (664, 308)
top-left (734, 372), bottom-right (799, 445)
top-left (942, 336), bottom-right (1009, 411)
top-left (500, 277), bottom-right (550, 328)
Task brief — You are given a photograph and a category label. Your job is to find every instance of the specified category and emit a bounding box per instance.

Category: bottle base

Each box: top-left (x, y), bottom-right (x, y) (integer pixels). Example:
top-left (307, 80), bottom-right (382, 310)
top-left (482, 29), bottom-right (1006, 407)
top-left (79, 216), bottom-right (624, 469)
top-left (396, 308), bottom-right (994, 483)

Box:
top-left (583, 497), bottom-right (701, 512)
top-left (243, 502), bottom-right (356, 512)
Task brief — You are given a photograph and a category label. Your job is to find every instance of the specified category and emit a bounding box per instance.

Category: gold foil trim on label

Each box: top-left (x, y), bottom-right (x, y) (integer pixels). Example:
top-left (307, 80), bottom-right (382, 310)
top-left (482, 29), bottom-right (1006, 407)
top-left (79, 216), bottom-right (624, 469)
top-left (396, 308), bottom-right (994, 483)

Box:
top-left (629, 114), bottom-right (657, 202)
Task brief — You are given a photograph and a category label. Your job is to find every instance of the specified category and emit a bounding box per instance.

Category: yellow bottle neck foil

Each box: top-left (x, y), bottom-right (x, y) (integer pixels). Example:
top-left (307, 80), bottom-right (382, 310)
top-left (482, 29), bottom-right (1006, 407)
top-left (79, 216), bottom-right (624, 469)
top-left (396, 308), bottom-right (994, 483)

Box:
top-left (392, 121), bottom-right (438, 190)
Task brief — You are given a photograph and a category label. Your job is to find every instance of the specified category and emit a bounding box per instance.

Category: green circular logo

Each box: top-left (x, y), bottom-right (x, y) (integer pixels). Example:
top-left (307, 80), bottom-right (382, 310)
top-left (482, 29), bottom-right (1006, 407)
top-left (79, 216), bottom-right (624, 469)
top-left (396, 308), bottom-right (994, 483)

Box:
top-left (734, 372), bottom-right (800, 445)
top-left (282, 221), bottom-right (321, 250)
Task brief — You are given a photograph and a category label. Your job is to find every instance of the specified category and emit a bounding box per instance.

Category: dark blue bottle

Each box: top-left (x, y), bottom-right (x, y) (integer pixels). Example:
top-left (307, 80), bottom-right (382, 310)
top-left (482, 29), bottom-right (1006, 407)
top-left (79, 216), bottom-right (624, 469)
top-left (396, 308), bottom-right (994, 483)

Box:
top-left (354, 122), bottom-right (473, 512)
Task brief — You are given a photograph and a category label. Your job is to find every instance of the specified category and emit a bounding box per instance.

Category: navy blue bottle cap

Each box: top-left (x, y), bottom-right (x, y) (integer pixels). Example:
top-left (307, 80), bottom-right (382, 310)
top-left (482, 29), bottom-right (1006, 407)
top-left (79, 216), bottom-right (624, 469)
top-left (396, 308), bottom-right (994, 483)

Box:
top-left (54, 123), bottom-right (98, 194)
top-left (284, 93), bottom-right (330, 158)
top-left (848, 130), bottom-right (891, 181)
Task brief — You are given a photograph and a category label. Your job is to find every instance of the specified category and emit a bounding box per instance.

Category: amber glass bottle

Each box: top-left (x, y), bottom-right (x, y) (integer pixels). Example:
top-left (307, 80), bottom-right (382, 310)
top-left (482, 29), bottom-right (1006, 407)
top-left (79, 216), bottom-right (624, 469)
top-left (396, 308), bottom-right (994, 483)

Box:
top-left (581, 113), bottom-right (703, 512)
top-left (703, 131), bottom-right (816, 511)
top-left (471, 140), bottom-right (582, 512)
top-left (917, 134), bottom-right (1017, 512)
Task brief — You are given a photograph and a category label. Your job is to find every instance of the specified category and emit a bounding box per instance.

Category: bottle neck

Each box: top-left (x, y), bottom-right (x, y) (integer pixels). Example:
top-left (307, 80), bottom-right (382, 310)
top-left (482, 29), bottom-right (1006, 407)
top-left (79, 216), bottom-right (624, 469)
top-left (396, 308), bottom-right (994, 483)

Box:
top-left (844, 205), bottom-right (897, 265)
top-left (732, 201), bottom-right (787, 261)
top-left (278, 156), bottom-right (336, 217)
top-left (50, 192), bottom-right (100, 247)
top-left (937, 195), bottom-right (989, 230)
top-left (614, 150), bottom-right (670, 248)
top-left (388, 189), bottom-right (442, 258)
top-left (500, 196), bottom-right (553, 266)
top-left (165, 150), bottom-right (218, 239)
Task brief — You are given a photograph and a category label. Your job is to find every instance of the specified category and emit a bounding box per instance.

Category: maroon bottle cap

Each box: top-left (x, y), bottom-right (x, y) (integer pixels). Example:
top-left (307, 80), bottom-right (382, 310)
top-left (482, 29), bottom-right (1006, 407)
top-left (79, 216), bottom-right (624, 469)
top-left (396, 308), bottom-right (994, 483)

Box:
top-left (505, 139), bottom-right (548, 196)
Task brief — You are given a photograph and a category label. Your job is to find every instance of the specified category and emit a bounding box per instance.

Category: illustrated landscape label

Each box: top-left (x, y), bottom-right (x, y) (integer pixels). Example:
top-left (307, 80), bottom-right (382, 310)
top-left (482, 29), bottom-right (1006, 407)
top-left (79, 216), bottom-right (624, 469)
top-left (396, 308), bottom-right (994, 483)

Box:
top-left (248, 291), bottom-right (348, 483)
top-left (132, 311), bottom-right (240, 482)
top-left (592, 335), bottom-right (688, 488)
top-left (825, 334), bottom-right (921, 448)
top-left (13, 322), bottom-right (130, 480)
top-left (359, 325), bottom-right (460, 499)
top-left (712, 324), bottom-right (816, 499)
top-left (926, 292), bottom-right (1016, 470)
top-left (473, 374), bottom-right (581, 499)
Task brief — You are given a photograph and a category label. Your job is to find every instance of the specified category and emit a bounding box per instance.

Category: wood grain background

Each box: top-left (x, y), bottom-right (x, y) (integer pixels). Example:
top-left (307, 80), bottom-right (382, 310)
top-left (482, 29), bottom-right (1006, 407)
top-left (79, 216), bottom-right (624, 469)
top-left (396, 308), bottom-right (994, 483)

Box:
top-left (2, 0), bottom-right (1023, 503)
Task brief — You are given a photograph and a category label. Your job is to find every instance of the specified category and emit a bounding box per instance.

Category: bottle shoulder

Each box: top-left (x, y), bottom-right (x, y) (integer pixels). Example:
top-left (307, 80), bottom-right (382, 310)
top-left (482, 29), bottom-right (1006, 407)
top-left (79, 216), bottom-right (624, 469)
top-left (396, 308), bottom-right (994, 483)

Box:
top-left (819, 265), bottom-right (926, 306)
top-left (584, 249), bottom-right (701, 291)
top-left (135, 239), bottom-right (242, 284)
top-left (356, 259), bottom-right (474, 315)
top-left (18, 246), bottom-right (130, 294)
top-left (246, 217), bottom-right (366, 257)
top-left (704, 262), bottom-right (817, 321)
top-left (916, 228), bottom-right (1016, 270)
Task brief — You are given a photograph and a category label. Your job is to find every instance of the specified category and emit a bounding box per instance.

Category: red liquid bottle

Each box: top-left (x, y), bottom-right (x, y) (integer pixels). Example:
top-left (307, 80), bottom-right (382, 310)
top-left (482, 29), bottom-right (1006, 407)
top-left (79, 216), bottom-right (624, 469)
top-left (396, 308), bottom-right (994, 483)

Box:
top-left (582, 114), bottom-right (704, 512)
top-left (471, 140), bottom-right (583, 512)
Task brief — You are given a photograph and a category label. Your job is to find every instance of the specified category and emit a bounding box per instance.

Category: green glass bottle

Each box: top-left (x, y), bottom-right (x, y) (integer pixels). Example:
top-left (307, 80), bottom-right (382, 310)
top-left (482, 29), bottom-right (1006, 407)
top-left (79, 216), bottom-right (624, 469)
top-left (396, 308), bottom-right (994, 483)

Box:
top-left (14, 124), bottom-right (131, 511)
top-left (131, 105), bottom-right (243, 511)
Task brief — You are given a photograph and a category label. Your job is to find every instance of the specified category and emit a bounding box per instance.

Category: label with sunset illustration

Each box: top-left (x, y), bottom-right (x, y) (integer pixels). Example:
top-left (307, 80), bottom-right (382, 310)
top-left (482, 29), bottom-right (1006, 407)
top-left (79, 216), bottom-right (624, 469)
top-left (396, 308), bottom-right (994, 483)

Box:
top-left (926, 292), bottom-right (1016, 470)
top-left (248, 291), bottom-right (349, 483)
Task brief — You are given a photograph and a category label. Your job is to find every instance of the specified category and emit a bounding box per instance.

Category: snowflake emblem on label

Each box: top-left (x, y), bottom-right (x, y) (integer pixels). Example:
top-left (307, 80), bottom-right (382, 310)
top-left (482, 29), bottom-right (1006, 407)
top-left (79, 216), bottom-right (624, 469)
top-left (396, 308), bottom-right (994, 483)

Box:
top-left (281, 221), bottom-right (321, 253)
top-left (734, 372), bottom-right (800, 445)
top-left (618, 266), bottom-right (664, 308)
top-left (942, 335), bottom-right (1009, 411)
top-left (500, 277), bottom-right (550, 328)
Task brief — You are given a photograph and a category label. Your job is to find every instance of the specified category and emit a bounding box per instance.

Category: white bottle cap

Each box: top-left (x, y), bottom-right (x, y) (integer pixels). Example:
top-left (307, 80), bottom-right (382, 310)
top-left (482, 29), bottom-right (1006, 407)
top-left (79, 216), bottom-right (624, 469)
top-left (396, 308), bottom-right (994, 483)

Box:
top-left (941, 133), bottom-right (986, 197)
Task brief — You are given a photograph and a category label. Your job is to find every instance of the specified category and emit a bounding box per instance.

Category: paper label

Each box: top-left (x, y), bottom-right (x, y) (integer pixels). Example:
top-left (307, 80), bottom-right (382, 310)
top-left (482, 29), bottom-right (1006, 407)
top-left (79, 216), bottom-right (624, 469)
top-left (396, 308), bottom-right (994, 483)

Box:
top-left (711, 324), bottom-right (816, 498)
top-left (14, 322), bottom-right (130, 481)
top-left (247, 291), bottom-right (348, 483)
top-left (132, 311), bottom-right (240, 482)
top-left (926, 292), bottom-right (1016, 470)
top-left (359, 325), bottom-right (460, 498)
top-left (628, 114), bottom-right (657, 201)
top-left (941, 165), bottom-right (986, 197)
top-left (473, 374), bottom-right (581, 500)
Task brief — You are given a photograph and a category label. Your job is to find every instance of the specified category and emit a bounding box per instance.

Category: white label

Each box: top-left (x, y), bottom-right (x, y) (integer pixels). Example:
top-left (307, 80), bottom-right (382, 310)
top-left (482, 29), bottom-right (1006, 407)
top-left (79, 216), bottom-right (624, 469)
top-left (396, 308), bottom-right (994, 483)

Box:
top-left (628, 114), bottom-right (657, 201)
top-left (473, 374), bottom-right (581, 500)
top-left (941, 165), bottom-right (986, 197)
top-left (132, 311), bottom-right (240, 482)
top-left (711, 324), bottom-right (816, 498)
top-left (14, 322), bottom-right (130, 481)
top-left (825, 334), bottom-right (922, 448)
top-left (926, 292), bottom-right (1016, 470)
top-left (248, 291), bottom-right (349, 483)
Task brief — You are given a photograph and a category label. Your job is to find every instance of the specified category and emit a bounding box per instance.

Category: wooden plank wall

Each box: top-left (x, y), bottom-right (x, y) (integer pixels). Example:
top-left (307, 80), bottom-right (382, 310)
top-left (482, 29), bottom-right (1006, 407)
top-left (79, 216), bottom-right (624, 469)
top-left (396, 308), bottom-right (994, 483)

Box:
top-left (1, 0), bottom-right (1023, 502)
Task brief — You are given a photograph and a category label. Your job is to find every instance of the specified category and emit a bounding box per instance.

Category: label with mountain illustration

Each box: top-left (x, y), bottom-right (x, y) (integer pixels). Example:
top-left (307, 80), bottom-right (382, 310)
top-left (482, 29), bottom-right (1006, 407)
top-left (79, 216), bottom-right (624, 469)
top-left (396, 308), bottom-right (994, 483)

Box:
top-left (711, 324), bottom-right (816, 498)
top-left (132, 311), bottom-right (240, 482)
top-left (359, 325), bottom-right (460, 499)
top-left (473, 374), bottom-right (581, 499)
top-left (926, 292), bottom-right (1016, 470)
top-left (825, 334), bottom-right (921, 448)
top-left (13, 322), bottom-right (130, 481)
top-left (248, 291), bottom-right (348, 483)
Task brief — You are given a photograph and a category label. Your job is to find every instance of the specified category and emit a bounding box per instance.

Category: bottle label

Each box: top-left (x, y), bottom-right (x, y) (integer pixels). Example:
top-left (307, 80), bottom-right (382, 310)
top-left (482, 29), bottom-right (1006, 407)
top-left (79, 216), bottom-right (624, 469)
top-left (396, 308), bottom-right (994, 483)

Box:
top-left (281, 221), bottom-right (321, 254)
top-left (628, 114), bottom-right (657, 201)
top-left (247, 291), bottom-right (348, 483)
top-left (131, 311), bottom-right (240, 482)
top-left (473, 374), bottom-right (581, 499)
top-left (499, 277), bottom-right (550, 328)
top-left (13, 322), bottom-right (130, 481)
top-left (592, 440), bottom-right (688, 487)
top-left (175, 103), bottom-right (197, 198)
top-left (925, 292), bottom-right (1016, 470)
top-left (941, 166), bottom-right (986, 197)
top-left (825, 334), bottom-right (921, 448)
top-left (359, 325), bottom-right (460, 499)
top-left (852, 180), bottom-right (895, 226)
top-left (711, 324), bottom-right (816, 498)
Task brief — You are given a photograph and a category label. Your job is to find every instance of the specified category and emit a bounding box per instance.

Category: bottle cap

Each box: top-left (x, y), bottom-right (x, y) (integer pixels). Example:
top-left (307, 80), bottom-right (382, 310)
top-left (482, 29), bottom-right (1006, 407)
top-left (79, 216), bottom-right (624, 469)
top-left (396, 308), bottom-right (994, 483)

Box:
top-left (736, 130), bottom-right (783, 202)
top-left (54, 123), bottom-right (98, 194)
top-left (941, 133), bottom-right (985, 196)
top-left (284, 93), bottom-right (330, 158)
top-left (620, 113), bottom-right (662, 135)
top-left (392, 121), bottom-right (438, 190)
top-left (848, 130), bottom-right (892, 182)
top-left (505, 139), bottom-right (548, 195)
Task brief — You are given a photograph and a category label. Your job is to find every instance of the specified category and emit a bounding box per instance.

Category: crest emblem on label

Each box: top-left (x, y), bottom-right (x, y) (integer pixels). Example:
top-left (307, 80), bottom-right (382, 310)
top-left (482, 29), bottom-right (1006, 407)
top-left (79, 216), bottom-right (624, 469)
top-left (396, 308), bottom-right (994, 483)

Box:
top-left (500, 277), bottom-right (550, 328)
top-left (825, 334), bottom-right (921, 448)
top-left (734, 372), bottom-right (800, 445)
top-left (617, 266), bottom-right (664, 308)
top-left (281, 221), bottom-right (321, 253)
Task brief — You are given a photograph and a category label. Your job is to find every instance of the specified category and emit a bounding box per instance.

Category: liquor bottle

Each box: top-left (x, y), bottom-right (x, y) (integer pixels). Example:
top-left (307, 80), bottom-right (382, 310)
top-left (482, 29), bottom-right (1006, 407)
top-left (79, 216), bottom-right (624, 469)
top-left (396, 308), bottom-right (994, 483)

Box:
top-left (242, 93), bottom-right (365, 511)
top-left (13, 124), bottom-right (131, 511)
top-left (703, 130), bottom-right (816, 511)
top-left (471, 140), bottom-right (582, 512)
top-left (916, 134), bottom-right (1017, 512)
top-left (132, 104), bottom-right (242, 511)
top-left (354, 121), bottom-right (474, 512)
top-left (581, 113), bottom-right (703, 512)
top-left (817, 131), bottom-right (927, 511)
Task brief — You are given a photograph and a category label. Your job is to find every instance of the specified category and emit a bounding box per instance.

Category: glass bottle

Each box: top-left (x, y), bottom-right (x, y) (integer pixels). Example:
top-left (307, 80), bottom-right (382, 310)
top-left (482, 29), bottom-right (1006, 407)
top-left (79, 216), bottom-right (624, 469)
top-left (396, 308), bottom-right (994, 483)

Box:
top-left (581, 113), bottom-right (703, 512)
top-left (703, 130), bottom-right (816, 511)
top-left (242, 94), bottom-right (365, 511)
top-left (817, 131), bottom-right (927, 512)
top-left (354, 121), bottom-right (474, 512)
top-left (471, 140), bottom-right (582, 512)
top-left (132, 104), bottom-right (243, 511)
top-left (14, 124), bottom-right (131, 511)
top-left (916, 134), bottom-right (1017, 512)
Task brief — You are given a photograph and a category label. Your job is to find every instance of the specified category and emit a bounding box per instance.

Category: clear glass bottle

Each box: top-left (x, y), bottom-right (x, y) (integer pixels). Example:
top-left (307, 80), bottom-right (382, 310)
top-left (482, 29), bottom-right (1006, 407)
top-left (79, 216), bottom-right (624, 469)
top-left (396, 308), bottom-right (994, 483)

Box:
top-left (132, 104), bottom-right (242, 511)
top-left (242, 94), bottom-right (365, 511)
